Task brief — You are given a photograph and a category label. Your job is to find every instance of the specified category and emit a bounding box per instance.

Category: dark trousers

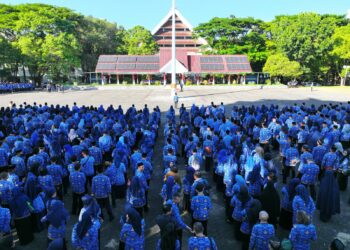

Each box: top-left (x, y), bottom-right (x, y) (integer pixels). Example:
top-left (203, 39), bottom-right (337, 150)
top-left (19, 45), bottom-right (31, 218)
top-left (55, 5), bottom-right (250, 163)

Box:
top-left (283, 166), bottom-right (295, 184)
top-left (111, 185), bottom-right (117, 208)
top-left (204, 156), bottom-right (213, 172)
top-left (225, 195), bottom-right (233, 222)
top-left (55, 184), bottom-right (63, 200)
top-left (192, 218), bottom-right (208, 236)
top-left (96, 197), bottom-right (114, 220)
top-left (233, 220), bottom-right (242, 241)
top-left (62, 176), bottom-right (69, 195)
top-left (241, 233), bottom-right (250, 250)
top-left (135, 206), bottom-right (144, 218)
top-left (176, 229), bottom-right (183, 248)
top-left (86, 176), bottom-right (93, 191)
top-left (302, 183), bottom-right (316, 200)
top-left (183, 193), bottom-right (191, 212)
top-left (72, 192), bottom-right (84, 215)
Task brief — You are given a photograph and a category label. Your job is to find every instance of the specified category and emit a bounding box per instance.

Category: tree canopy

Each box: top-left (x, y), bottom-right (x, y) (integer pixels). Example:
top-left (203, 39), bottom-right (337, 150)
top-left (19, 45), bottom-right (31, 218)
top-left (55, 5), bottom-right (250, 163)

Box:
top-left (263, 53), bottom-right (303, 81)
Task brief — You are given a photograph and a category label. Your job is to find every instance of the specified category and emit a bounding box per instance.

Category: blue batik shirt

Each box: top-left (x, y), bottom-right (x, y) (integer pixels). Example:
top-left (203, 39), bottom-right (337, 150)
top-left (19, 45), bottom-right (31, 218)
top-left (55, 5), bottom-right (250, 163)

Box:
top-left (292, 196), bottom-right (315, 224)
top-left (259, 128), bottom-right (272, 143)
top-left (69, 171), bottom-right (86, 194)
top-left (300, 163), bottom-right (319, 185)
top-left (46, 164), bottom-right (63, 186)
top-left (0, 180), bottom-right (13, 204)
top-left (249, 223), bottom-right (275, 250)
top-left (312, 145), bottom-right (327, 165)
top-left (120, 219), bottom-right (145, 250)
top-left (98, 134), bottom-right (112, 153)
top-left (104, 163), bottom-right (126, 186)
top-left (72, 219), bottom-right (101, 250)
top-left (89, 146), bottom-right (103, 165)
top-left (285, 147), bottom-right (299, 167)
top-left (0, 148), bottom-right (8, 167)
top-left (80, 156), bottom-right (95, 177)
top-left (188, 236), bottom-right (218, 250)
top-left (321, 152), bottom-right (339, 170)
top-left (0, 206), bottom-right (11, 233)
top-left (289, 224), bottom-right (317, 250)
top-left (191, 195), bottom-right (212, 221)
top-left (11, 155), bottom-right (26, 177)
top-left (166, 200), bottom-right (187, 230)
top-left (38, 175), bottom-right (55, 189)
top-left (92, 174), bottom-right (111, 199)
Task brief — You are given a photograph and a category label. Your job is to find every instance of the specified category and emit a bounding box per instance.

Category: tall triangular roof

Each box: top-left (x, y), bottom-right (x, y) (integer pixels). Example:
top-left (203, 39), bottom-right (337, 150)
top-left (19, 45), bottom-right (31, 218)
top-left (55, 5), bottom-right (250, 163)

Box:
top-left (151, 8), bottom-right (208, 46)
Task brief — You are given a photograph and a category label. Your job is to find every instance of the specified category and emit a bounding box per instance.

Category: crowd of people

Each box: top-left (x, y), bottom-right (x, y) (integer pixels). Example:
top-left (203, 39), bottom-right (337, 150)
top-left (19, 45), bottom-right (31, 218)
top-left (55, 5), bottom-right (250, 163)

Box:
top-left (0, 99), bottom-right (349, 250)
top-left (0, 82), bottom-right (34, 93)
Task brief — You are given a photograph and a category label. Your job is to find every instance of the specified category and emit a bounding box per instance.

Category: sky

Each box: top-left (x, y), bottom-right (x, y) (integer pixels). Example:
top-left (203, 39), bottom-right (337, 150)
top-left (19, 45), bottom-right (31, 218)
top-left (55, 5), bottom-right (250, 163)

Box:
top-left (1, 0), bottom-right (349, 29)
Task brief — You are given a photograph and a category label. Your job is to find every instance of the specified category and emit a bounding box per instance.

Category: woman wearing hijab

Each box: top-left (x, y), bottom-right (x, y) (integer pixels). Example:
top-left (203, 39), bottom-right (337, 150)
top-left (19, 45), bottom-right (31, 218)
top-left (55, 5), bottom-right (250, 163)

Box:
top-left (279, 178), bottom-right (300, 230)
top-left (41, 199), bottom-right (69, 247)
top-left (292, 185), bottom-right (315, 224)
top-left (127, 176), bottom-right (146, 217)
top-left (247, 164), bottom-right (264, 199)
top-left (9, 187), bottom-right (34, 245)
top-left (72, 211), bottom-right (101, 250)
top-left (24, 174), bottom-right (45, 232)
top-left (156, 221), bottom-right (180, 250)
top-left (215, 149), bottom-right (230, 191)
top-left (231, 185), bottom-right (252, 241)
top-left (240, 199), bottom-right (262, 250)
top-left (183, 166), bottom-right (195, 212)
top-left (161, 176), bottom-right (181, 203)
top-left (316, 170), bottom-right (340, 222)
top-left (120, 207), bottom-right (145, 250)
top-left (260, 180), bottom-right (280, 227)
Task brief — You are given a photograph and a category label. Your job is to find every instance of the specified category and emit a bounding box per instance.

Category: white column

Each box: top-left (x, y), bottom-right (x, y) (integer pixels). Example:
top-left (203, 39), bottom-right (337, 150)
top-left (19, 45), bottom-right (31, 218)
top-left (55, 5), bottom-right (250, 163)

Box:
top-left (171, 0), bottom-right (176, 86)
top-left (117, 74), bottom-right (120, 85)
top-left (212, 75), bottom-right (215, 85)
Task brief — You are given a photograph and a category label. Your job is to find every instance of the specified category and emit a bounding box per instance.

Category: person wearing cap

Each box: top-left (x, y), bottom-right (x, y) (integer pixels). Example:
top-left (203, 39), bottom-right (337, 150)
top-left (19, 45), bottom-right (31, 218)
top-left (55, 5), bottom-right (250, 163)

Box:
top-left (188, 222), bottom-right (217, 250)
top-left (91, 165), bottom-right (114, 221)
top-left (249, 211), bottom-right (275, 250)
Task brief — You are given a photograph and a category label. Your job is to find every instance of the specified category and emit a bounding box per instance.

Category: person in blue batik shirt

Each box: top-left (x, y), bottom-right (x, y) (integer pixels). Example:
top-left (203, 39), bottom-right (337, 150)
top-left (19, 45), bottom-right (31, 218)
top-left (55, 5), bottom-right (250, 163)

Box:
top-left (91, 165), bottom-right (114, 221)
top-left (0, 143), bottom-right (9, 167)
top-left (292, 185), bottom-right (315, 224)
top-left (69, 163), bottom-right (86, 215)
top-left (191, 183), bottom-right (212, 236)
top-left (46, 156), bottom-right (64, 200)
top-left (312, 140), bottom-right (327, 166)
top-left (89, 141), bottom-right (103, 166)
top-left (9, 187), bottom-right (34, 245)
top-left (120, 207), bottom-right (145, 250)
top-left (104, 159), bottom-right (126, 207)
top-left (289, 211), bottom-right (317, 250)
top-left (321, 145), bottom-right (339, 173)
top-left (249, 211), bottom-right (275, 250)
top-left (0, 171), bottom-right (14, 206)
top-left (283, 141), bottom-right (299, 184)
top-left (41, 199), bottom-right (69, 248)
top-left (161, 176), bottom-right (181, 203)
top-left (72, 211), bottom-right (101, 250)
top-left (188, 222), bottom-right (218, 250)
top-left (259, 123), bottom-right (272, 153)
top-left (247, 164), bottom-right (264, 199)
top-left (182, 166), bottom-right (195, 212)
top-left (299, 157), bottom-right (319, 200)
top-left (0, 204), bottom-right (13, 248)
top-left (10, 148), bottom-right (26, 180)
top-left (127, 175), bottom-right (147, 218)
top-left (38, 167), bottom-right (55, 190)
top-left (80, 149), bottom-right (95, 188)
top-left (241, 199), bottom-right (262, 250)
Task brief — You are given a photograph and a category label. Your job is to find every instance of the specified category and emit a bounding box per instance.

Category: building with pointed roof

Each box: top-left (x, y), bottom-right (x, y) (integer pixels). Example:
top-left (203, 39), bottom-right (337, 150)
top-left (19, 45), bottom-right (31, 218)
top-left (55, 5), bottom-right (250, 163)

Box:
top-left (95, 9), bottom-right (252, 84)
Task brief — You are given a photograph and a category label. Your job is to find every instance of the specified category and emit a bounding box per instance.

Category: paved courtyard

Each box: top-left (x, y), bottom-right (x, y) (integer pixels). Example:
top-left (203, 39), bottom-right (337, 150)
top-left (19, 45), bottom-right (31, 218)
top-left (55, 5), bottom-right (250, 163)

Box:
top-left (1, 86), bottom-right (350, 250)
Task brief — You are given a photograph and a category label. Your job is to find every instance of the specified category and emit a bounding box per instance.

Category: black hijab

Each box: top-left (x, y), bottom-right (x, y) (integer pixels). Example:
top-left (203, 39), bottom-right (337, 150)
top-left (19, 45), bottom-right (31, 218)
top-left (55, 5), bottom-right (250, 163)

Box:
top-left (260, 181), bottom-right (280, 225)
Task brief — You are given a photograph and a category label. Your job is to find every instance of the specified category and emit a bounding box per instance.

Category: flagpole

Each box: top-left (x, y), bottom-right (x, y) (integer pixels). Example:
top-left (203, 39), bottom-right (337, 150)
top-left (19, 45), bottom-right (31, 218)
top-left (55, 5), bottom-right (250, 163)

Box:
top-left (171, 0), bottom-right (176, 89)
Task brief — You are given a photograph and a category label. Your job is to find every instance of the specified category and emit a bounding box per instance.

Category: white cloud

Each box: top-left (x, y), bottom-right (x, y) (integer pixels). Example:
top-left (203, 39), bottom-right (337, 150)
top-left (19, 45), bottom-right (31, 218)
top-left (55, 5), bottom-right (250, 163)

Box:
top-left (347, 9), bottom-right (350, 19)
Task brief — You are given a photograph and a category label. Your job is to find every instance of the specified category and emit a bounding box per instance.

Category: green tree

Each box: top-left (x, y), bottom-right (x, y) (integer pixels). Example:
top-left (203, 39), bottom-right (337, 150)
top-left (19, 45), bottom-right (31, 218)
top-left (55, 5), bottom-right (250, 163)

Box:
top-left (194, 16), bottom-right (269, 71)
top-left (270, 13), bottom-right (348, 82)
top-left (332, 24), bottom-right (350, 60)
top-left (77, 16), bottom-right (126, 74)
top-left (123, 26), bottom-right (158, 55)
top-left (263, 53), bottom-right (303, 82)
